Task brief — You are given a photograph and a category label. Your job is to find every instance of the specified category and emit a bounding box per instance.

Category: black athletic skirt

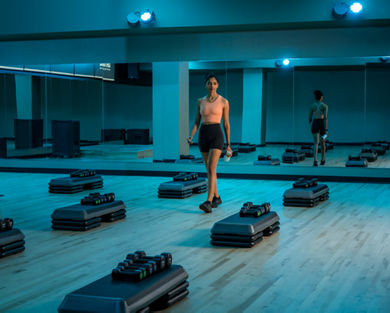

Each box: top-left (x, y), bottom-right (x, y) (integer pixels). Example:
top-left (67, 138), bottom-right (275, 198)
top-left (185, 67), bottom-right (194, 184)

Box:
top-left (198, 124), bottom-right (224, 152)
top-left (311, 119), bottom-right (325, 136)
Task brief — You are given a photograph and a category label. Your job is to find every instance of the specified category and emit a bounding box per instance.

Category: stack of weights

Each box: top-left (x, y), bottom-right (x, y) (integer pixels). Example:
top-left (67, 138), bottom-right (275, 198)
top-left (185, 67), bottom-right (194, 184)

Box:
top-left (112, 251), bottom-right (173, 282)
top-left (71, 169), bottom-right (96, 177)
top-left (173, 172), bottom-right (198, 182)
top-left (240, 202), bottom-right (270, 217)
top-left (283, 178), bottom-right (329, 207)
top-left (0, 218), bottom-right (25, 258)
top-left (81, 192), bottom-right (115, 206)
top-left (0, 218), bottom-right (13, 232)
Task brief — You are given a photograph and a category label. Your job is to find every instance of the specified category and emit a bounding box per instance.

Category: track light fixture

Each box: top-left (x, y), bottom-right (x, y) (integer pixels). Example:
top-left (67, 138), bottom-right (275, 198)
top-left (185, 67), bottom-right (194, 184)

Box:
top-left (275, 59), bottom-right (291, 68)
top-left (127, 10), bottom-right (156, 27)
top-left (332, 2), bottom-right (363, 18)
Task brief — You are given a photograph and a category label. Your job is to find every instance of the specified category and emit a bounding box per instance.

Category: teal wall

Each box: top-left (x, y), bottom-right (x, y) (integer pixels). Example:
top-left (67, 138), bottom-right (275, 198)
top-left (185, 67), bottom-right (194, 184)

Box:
top-left (1, 1), bottom-right (390, 64)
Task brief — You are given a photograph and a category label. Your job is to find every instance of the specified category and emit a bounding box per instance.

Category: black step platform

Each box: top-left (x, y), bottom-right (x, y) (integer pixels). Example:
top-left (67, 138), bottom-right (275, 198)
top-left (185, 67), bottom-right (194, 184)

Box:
top-left (158, 177), bottom-right (207, 199)
top-left (254, 155), bottom-right (280, 165)
top-left (283, 178), bottom-right (329, 207)
top-left (237, 143), bottom-right (257, 153)
top-left (359, 149), bottom-right (378, 162)
top-left (210, 211), bottom-right (280, 248)
top-left (49, 175), bottom-right (103, 194)
top-left (370, 143), bottom-right (386, 156)
top-left (345, 156), bottom-right (368, 167)
top-left (175, 155), bottom-right (204, 164)
top-left (58, 264), bottom-right (189, 313)
top-left (0, 228), bottom-right (25, 258)
top-left (282, 149), bottom-right (305, 164)
top-left (51, 200), bottom-right (126, 231)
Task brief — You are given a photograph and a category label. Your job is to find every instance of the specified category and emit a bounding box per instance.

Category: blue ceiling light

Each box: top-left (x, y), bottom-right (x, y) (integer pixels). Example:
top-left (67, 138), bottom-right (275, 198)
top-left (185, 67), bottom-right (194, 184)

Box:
top-left (350, 2), bottom-right (363, 13)
top-left (275, 59), bottom-right (291, 68)
top-left (127, 12), bottom-right (140, 27)
top-left (332, 2), bottom-right (349, 18)
top-left (140, 10), bottom-right (155, 24)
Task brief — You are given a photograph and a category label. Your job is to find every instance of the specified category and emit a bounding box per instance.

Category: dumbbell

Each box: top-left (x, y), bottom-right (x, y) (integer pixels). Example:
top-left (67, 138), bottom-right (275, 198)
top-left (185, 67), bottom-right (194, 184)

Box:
top-left (126, 254), bottom-right (157, 273)
top-left (112, 266), bottom-right (144, 281)
top-left (134, 251), bottom-right (168, 271)
top-left (118, 261), bottom-right (151, 277)
top-left (104, 193), bottom-right (115, 202)
top-left (136, 251), bottom-right (172, 269)
top-left (240, 203), bottom-right (269, 217)
top-left (241, 202), bottom-right (253, 210)
top-left (0, 218), bottom-right (13, 232)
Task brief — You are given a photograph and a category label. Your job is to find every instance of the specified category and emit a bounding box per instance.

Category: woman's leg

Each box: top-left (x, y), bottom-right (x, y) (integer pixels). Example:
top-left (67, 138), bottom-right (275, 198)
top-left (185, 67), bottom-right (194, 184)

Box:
top-left (206, 149), bottom-right (222, 202)
top-left (312, 133), bottom-right (319, 162)
top-left (320, 138), bottom-right (326, 162)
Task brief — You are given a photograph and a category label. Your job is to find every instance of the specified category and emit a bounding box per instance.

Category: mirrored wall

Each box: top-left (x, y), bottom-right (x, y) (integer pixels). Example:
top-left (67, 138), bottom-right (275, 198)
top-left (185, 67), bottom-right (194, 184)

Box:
top-left (0, 59), bottom-right (389, 170)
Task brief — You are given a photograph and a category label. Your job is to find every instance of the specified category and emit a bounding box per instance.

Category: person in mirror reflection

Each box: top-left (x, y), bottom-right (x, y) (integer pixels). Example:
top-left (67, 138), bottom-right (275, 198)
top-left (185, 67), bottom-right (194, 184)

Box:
top-left (187, 73), bottom-right (232, 213)
top-left (309, 90), bottom-right (328, 166)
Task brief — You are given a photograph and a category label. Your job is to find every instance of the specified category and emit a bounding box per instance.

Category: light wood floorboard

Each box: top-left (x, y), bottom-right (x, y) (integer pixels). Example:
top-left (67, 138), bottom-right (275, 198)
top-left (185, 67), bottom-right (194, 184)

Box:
top-left (0, 173), bottom-right (390, 313)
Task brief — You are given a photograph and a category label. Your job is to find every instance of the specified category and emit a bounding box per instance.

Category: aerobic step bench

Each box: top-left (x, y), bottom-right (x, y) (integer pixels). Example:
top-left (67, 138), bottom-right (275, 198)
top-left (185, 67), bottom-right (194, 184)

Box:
top-left (283, 178), bottom-right (329, 207)
top-left (210, 210), bottom-right (280, 248)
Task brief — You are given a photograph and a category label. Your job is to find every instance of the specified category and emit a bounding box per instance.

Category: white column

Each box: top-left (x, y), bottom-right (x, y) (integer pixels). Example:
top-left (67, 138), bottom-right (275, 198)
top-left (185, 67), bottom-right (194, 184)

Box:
top-left (242, 69), bottom-right (263, 144)
top-left (152, 62), bottom-right (189, 160)
top-left (15, 74), bottom-right (33, 119)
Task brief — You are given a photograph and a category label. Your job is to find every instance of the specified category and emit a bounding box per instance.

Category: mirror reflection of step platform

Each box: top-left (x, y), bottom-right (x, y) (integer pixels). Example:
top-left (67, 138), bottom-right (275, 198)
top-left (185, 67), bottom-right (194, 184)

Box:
top-left (0, 227), bottom-right (25, 258)
top-left (345, 155), bottom-right (368, 167)
top-left (236, 142), bottom-right (256, 153)
top-left (210, 203), bottom-right (280, 248)
top-left (282, 148), bottom-right (305, 164)
top-left (51, 193), bottom-right (126, 231)
top-left (359, 148), bottom-right (378, 162)
top-left (158, 172), bottom-right (207, 199)
top-left (49, 169), bottom-right (103, 194)
top-left (254, 155), bottom-right (280, 166)
top-left (283, 178), bottom-right (329, 207)
top-left (58, 255), bottom-right (189, 313)
top-left (370, 142), bottom-right (386, 156)
top-left (301, 145), bottom-right (314, 157)
top-left (174, 154), bottom-right (204, 164)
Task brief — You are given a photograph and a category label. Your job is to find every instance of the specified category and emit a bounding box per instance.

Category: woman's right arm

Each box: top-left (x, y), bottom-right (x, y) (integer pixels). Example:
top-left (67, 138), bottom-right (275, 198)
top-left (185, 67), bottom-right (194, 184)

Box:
top-left (188, 99), bottom-right (201, 144)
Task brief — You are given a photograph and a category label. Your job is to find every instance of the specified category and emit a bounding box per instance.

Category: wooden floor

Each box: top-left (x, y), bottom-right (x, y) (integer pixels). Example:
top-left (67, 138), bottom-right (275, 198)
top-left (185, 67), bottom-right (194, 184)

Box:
top-left (1, 173), bottom-right (390, 313)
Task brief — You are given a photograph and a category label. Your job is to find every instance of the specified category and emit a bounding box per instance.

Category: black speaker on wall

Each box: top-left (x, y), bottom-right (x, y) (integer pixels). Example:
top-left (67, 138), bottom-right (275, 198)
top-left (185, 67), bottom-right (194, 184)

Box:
top-left (52, 120), bottom-right (80, 158)
top-left (125, 129), bottom-right (150, 144)
top-left (14, 119), bottom-right (43, 149)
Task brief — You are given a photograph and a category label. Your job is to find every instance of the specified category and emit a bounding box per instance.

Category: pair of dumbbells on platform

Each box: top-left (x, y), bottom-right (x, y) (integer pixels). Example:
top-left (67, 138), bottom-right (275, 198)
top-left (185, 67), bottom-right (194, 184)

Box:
top-left (293, 178), bottom-right (318, 188)
top-left (0, 218), bottom-right (13, 232)
top-left (173, 172), bottom-right (198, 182)
top-left (240, 202), bottom-right (270, 217)
top-left (70, 169), bottom-right (96, 178)
top-left (81, 192), bottom-right (115, 206)
top-left (112, 251), bottom-right (173, 281)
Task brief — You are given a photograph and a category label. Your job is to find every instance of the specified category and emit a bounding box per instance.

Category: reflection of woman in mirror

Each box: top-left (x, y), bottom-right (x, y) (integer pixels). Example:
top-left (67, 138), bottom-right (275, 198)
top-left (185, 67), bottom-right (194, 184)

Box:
top-left (187, 73), bottom-right (232, 213)
top-left (309, 90), bottom-right (328, 166)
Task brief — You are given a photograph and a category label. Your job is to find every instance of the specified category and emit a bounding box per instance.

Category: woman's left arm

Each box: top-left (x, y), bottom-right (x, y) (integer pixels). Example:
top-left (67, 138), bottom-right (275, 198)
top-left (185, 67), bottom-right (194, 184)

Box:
top-left (222, 98), bottom-right (232, 152)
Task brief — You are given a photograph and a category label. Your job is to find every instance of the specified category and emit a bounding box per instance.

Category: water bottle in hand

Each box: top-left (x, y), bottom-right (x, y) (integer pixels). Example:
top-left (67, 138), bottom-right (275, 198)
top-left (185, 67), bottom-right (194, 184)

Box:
top-left (224, 150), bottom-right (232, 162)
